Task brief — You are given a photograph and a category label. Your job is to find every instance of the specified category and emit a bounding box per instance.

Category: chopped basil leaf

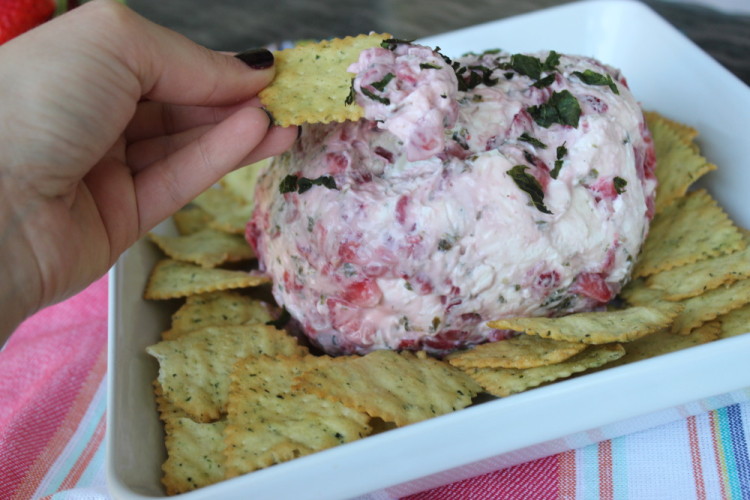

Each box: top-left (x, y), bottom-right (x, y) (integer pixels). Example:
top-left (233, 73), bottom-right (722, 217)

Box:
top-left (509, 54), bottom-right (542, 80)
top-left (518, 132), bottom-right (547, 149)
top-left (542, 51), bottom-right (561, 72)
top-left (482, 48), bottom-right (502, 55)
top-left (279, 174), bottom-right (338, 194)
top-left (266, 307), bottom-right (291, 329)
top-left (279, 174), bottom-right (298, 193)
top-left (532, 73), bottom-right (556, 89)
top-left (438, 238), bottom-right (454, 251)
top-left (344, 78), bottom-right (356, 105)
top-left (551, 160), bottom-right (563, 179)
top-left (360, 86), bottom-right (390, 105)
top-left (550, 143), bottom-right (567, 179)
top-left (371, 72), bottom-right (395, 91)
top-left (572, 69), bottom-right (619, 94)
top-left (527, 90), bottom-right (581, 128)
top-left (380, 38), bottom-right (414, 50)
top-left (614, 176), bottom-right (628, 194)
top-left (507, 165), bottom-right (552, 214)
top-left (523, 150), bottom-right (536, 166)
top-left (420, 62), bottom-right (442, 70)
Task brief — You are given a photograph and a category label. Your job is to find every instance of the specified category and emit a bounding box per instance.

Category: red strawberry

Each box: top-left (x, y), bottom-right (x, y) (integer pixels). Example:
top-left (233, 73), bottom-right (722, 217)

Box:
top-left (0, 0), bottom-right (55, 44)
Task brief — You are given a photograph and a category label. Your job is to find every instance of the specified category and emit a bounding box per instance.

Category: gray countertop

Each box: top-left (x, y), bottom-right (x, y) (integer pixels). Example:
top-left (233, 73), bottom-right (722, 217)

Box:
top-left (126, 0), bottom-right (749, 84)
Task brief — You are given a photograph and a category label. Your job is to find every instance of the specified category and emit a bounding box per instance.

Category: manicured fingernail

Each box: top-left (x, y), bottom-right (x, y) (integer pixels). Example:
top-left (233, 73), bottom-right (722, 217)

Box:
top-left (262, 108), bottom-right (276, 128)
top-left (235, 48), bottom-right (274, 69)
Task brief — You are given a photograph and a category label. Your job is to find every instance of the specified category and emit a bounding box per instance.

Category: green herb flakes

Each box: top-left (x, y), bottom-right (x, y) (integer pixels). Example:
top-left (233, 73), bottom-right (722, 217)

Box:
top-left (507, 165), bottom-right (552, 214)
top-left (614, 176), bottom-right (628, 194)
top-left (573, 69), bottom-right (619, 94)
top-left (518, 133), bottom-right (547, 149)
top-left (527, 90), bottom-right (581, 128)
top-left (279, 175), bottom-right (338, 195)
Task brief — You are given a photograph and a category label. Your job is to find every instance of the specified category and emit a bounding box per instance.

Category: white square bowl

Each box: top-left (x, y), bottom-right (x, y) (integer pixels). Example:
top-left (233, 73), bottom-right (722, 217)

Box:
top-left (107, 1), bottom-right (750, 498)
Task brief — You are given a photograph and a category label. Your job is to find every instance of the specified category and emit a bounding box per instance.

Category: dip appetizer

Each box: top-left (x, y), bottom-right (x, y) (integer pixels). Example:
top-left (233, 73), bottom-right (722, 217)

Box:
top-left (248, 41), bottom-right (657, 354)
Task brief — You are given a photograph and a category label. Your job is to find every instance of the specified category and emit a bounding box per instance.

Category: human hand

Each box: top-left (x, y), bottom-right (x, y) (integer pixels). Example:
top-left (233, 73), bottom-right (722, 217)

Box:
top-left (0, 0), bottom-right (297, 340)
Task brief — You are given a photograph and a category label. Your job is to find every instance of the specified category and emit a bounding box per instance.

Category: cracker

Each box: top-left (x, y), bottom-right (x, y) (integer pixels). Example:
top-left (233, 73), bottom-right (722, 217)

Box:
top-left (716, 303), bottom-right (750, 338)
top-left (146, 324), bottom-right (307, 422)
top-left (258, 33), bottom-right (391, 126)
top-left (192, 186), bottom-right (254, 235)
top-left (163, 291), bottom-right (275, 341)
top-left (143, 259), bottom-right (270, 300)
top-left (645, 112), bottom-right (715, 212)
top-left (172, 204), bottom-right (213, 235)
top-left (445, 334), bottom-right (587, 369)
top-left (224, 355), bottom-right (371, 477)
top-left (294, 350), bottom-right (482, 427)
top-left (644, 111), bottom-right (698, 148)
top-left (608, 322), bottom-right (720, 367)
top-left (219, 159), bottom-right (270, 203)
top-left (671, 278), bottom-right (750, 335)
top-left (487, 304), bottom-right (681, 345)
top-left (148, 228), bottom-right (255, 268)
top-left (645, 236), bottom-right (750, 300)
top-left (162, 418), bottom-right (227, 495)
top-left (633, 190), bottom-right (745, 277)
top-left (465, 344), bottom-right (625, 398)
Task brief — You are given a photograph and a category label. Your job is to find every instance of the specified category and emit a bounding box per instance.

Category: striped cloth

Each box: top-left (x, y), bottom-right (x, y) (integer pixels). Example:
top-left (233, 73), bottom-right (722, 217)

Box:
top-left (1, 277), bottom-right (749, 500)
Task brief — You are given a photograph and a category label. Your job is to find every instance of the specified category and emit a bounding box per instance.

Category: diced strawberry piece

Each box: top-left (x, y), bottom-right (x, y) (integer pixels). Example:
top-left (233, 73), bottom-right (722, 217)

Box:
top-left (395, 195), bottom-right (409, 225)
top-left (326, 152), bottom-right (349, 174)
top-left (423, 329), bottom-right (471, 351)
top-left (569, 272), bottom-right (614, 304)
top-left (535, 270), bottom-right (560, 290)
top-left (341, 279), bottom-right (382, 307)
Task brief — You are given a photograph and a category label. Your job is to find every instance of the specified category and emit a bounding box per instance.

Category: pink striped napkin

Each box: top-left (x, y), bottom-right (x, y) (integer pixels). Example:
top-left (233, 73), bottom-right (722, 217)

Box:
top-left (1, 277), bottom-right (749, 499)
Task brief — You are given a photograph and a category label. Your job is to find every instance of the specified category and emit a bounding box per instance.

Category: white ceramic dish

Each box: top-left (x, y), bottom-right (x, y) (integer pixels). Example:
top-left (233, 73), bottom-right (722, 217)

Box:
top-left (107, 1), bottom-right (750, 498)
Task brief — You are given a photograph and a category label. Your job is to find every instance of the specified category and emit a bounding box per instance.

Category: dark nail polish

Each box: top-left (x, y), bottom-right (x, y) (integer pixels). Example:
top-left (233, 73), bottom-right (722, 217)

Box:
top-left (235, 48), bottom-right (274, 69)
top-left (262, 108), bottom-right (276, 128)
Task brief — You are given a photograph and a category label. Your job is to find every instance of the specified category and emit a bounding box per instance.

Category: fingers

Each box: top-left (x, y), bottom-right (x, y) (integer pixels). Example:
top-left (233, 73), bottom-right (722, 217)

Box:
top-left (131, 106), bottom-right (276, 232)
top-left (126, 97), bottom-right (266, 143)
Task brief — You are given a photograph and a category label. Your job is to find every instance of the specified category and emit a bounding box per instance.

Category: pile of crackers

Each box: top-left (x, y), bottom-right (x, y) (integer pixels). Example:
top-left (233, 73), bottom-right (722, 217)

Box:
top-left (139, 35), bottom-right (749, 495)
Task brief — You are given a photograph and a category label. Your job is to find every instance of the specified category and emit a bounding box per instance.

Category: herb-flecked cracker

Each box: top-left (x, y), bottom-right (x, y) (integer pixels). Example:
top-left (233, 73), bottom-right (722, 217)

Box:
top-left (259, 33), bottom-right (391, 126)
top-left (219, 159), bottom-right (270, 204)
top-left (645, 237), bottom-right (750, 301)
top-left (670, 278), bottom-right (750, 335)
top-left (608, 322), bottom-right (720, 368)
top-left (192, 186), bottom-right (254, 235)
top-left (633, 189), bottom-right (745, 277)
top-left (146, 323), bottom-right (307, 422)
top-left (172, 204), bottom-right (213, 235)
top-left (645, 112), bottom-right (716, 212)
top-left (163, 291), bottom-right (275, 341)
top-left (487, 305), bottom-right (681, 344)
top-left (162, 418), bottom-right (227, 495)
top-left (465, 344), bottom-right (625, 397)
top-left (143, 259), bottom-right (270, 300)
top-left (224, 355), bottom-right (371, 477)
top-left (148, 228), bottom-right (255, 268)
top-left (293, 350), bottom-right (482, 427)
top-left (445, 334), bottom-right (587, 369)
top-left (716, 303), bottom-right (750, 338)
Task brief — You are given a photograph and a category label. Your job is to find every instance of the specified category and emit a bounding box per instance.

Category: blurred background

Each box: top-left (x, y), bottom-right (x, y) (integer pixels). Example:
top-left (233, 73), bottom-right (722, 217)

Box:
top-left (123, 0), bottom-right (749, 84)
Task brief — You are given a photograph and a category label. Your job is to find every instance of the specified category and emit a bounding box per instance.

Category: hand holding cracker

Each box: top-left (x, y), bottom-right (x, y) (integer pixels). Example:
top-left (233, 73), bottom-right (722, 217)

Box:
top-left (0, 2), bottom-right (297, 342)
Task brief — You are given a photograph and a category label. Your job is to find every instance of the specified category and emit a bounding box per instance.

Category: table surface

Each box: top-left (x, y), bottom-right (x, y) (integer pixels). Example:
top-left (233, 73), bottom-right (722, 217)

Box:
top-left (126, 0), bottom-right (750, 85)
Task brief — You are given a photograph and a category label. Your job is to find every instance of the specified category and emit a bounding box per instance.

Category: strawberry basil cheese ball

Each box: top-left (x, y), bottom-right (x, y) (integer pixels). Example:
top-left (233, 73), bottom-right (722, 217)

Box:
top-left (248, 41), bottom-right (656, 355)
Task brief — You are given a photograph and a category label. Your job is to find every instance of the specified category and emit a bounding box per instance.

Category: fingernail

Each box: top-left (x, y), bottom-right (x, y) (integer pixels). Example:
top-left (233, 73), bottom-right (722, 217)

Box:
top-left (262, 108), bottom-right (276, 128)
top-left (235, 48), bottom-right (274, 69)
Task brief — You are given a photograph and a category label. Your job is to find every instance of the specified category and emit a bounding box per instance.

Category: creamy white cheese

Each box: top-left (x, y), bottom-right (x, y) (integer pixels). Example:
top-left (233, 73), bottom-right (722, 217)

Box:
top-left (248, 45), bottom-right (657, 355)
